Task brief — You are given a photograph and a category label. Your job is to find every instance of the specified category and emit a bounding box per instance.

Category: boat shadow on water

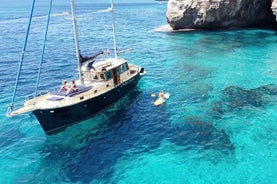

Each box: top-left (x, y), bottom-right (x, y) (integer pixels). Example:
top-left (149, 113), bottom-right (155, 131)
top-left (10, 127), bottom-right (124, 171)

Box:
top-left (31, 90), bottom-right (236, 183)
top-left (28, 89), bottom-right (143, 182)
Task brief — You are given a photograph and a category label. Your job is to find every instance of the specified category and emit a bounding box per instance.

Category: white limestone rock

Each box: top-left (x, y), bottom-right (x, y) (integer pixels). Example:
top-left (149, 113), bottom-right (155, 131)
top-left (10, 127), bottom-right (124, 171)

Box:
top-left (167, 0), bottom-right (277, 30)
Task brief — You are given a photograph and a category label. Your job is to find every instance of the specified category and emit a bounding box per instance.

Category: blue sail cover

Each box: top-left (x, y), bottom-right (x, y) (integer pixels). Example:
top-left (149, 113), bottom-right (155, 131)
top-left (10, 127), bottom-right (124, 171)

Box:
top-left (80, 50), bottom-right (104, 64)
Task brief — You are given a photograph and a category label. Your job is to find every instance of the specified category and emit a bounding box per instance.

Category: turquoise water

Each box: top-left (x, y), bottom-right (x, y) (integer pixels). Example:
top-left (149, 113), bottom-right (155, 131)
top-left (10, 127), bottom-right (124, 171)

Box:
top-left (0, 2), bottom-right (277, 184)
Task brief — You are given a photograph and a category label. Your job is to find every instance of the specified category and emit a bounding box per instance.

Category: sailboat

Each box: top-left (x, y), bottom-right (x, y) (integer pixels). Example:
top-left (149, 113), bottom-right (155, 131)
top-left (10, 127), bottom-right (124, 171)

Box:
top-left (6, 0), bottom-right (146, 135)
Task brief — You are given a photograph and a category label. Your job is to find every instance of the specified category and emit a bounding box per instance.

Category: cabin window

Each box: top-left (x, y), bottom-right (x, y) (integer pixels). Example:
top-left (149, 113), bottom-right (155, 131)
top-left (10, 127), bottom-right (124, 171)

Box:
top-left (116, 66), bottom-right (121, 74)
top-left (106, 70), bottom-right (112, 80)
top-left (116, 63), bottom-right (128, 75)
top-left (123, 63), bottom-right (129, 73)
top-left (120, 65), bottom-right (124, 73)
top-left (122, 63), bottom-right (128, 72)
top-left (100, 73), bottom-right (105, 80)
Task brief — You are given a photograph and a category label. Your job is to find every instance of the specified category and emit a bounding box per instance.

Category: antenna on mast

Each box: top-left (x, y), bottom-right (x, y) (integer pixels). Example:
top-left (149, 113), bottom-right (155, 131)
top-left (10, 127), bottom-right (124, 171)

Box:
top-left (110, 0), bottom-right (118, 59)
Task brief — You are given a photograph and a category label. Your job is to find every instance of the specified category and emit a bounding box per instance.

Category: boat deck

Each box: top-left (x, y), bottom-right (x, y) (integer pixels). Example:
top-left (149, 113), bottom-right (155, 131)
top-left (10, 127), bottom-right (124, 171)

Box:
top-left (50, 85), bottom-right (92, 98)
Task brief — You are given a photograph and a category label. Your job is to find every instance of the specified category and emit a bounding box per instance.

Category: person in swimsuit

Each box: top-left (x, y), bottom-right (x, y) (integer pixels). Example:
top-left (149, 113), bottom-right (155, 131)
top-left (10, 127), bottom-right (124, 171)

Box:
top-left (60, 80), bottom-right (68, 92)
top-left (159, 90), bottom-right (165, 99)
top-left (69, 80), bottom-right (78, 93)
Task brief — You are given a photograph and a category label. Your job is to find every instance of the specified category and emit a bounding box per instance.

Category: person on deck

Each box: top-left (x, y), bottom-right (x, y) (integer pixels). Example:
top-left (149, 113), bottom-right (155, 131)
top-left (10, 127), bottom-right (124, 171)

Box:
top-left (68, 80), bottom-right (78, 93)
top-left (60, 80), bottom-right (68, 92)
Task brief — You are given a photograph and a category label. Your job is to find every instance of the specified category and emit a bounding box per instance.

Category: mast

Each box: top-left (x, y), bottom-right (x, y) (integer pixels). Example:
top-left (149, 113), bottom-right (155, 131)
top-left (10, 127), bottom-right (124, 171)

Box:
top-left (70, 0), bottom-right (83, 84)
top-left (110, 0), bottom-right (118, 59)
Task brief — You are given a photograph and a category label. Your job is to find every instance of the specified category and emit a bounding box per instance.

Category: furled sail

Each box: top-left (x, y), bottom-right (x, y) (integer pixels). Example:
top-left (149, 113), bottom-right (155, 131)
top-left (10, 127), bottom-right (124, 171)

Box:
top-left (79, 48), bottom-right (110, 65)
top-left (79, 50), bottom-right (104, 64)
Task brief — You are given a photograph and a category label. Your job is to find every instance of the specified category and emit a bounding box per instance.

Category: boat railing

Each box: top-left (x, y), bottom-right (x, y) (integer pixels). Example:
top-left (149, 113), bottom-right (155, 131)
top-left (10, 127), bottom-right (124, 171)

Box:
top-left (23, 90), bottom-right (52, 106)
top-left (6, 100), bottom-right (24, 116)
top-left (25, 90), bottom-right (49, 101)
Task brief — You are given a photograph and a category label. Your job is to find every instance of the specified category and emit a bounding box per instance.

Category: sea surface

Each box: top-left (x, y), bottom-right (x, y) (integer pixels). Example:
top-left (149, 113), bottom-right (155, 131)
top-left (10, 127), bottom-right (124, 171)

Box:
top-left (0, 1), bottom-right (277, 184)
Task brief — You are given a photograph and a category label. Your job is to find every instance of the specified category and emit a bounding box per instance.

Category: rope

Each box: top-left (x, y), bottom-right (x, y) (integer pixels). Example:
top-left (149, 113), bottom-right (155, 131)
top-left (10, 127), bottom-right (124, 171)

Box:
top-left (35, 0), bottom-right (53, 96)
top-left (7, 0), bottom-right (36, 115)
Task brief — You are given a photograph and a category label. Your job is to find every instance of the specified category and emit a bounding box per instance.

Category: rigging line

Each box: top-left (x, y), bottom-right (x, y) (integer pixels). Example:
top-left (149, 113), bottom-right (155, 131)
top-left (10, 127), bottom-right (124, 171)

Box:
top-left (35, 0), bottom-right (53, 96)
top-left (7, 0), bottom-right (36, 115)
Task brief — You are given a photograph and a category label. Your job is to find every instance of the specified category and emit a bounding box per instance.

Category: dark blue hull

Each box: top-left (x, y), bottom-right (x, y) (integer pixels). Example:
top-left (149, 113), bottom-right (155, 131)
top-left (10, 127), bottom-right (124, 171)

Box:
top-left (33, 73), bottom-right (142, 135)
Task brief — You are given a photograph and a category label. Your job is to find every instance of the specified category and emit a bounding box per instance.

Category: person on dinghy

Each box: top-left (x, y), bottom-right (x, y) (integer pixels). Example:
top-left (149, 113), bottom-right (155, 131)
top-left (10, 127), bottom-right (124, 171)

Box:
top-left (159, 90), bottom-right (165, 99)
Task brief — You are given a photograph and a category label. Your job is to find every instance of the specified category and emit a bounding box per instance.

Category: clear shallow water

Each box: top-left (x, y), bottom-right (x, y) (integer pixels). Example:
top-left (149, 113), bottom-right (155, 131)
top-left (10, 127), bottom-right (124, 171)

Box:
top-left (0, 2), bottom-right (277, 184)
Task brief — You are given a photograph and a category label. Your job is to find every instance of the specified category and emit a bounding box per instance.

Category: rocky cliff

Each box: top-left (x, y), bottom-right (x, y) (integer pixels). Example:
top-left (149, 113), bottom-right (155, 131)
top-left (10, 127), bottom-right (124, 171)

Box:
top-left (167, 0), bottom-right (277, 30)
